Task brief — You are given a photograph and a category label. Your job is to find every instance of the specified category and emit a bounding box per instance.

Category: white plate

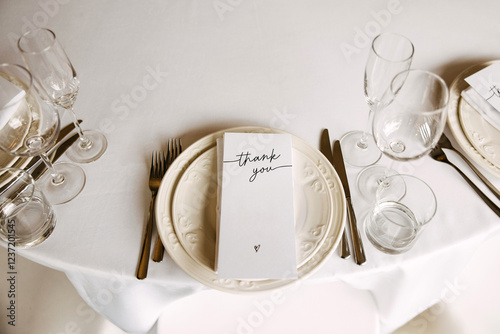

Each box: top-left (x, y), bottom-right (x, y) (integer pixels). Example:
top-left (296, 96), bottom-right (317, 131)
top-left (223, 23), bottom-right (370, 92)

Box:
top-left (156, 126), bottom-right (346, 293)
top-left (0, 152), bottom-right (29, 170)
top-left (448, 60), bottom-right (500, 178)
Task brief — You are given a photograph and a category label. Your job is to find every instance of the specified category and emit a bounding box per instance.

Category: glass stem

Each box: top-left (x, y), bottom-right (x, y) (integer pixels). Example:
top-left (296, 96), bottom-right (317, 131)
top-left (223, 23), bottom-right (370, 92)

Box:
top-left (385, 159), bottom-right (395, 177)
top-left (379, 160), bottom-right (395, 188)
top-left (357, 109), bottom-right (374, 149)
top-left (39, 153), bottom-right (65, 185)
top-left (68, 107), bottom-right (92, 150)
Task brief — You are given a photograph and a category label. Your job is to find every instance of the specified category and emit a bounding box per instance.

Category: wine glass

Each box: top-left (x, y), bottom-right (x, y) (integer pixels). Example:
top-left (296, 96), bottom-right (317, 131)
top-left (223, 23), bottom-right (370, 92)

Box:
top-left (17, 28), bottom-right (107, 164)
top-left (340, 33), bottom-right (414, 167)
top-left (0, 63), bottom-right (85, 204)
top-left (358, 69), bottom-right (449, 198)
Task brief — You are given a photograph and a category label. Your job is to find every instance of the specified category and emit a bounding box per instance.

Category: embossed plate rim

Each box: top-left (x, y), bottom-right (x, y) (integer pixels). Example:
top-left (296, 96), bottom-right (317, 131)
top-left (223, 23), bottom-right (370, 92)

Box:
top-left (448, 60), bottom-right (500, 178)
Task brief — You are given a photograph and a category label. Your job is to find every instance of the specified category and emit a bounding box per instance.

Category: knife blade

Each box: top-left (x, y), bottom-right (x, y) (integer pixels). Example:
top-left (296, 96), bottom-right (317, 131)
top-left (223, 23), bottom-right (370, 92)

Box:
top-left (333, 140), bottom-right (366, 265)
top-left (320, 129), bottom-right (351, 259)
top-left (31, 133), bottom-right (80, 180)
top-left (24, 120), bottom-right (82, 173)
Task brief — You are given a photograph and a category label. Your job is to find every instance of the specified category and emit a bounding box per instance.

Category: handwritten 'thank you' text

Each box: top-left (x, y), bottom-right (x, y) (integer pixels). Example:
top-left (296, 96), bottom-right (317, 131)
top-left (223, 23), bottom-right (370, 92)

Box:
top-left (224, 148), bottom-right (292, 182)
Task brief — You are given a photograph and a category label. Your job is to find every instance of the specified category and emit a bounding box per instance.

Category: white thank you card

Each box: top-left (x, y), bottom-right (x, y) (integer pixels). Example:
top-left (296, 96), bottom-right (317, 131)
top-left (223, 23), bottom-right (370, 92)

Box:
top-left (216, 132), bottom-right (297, 280)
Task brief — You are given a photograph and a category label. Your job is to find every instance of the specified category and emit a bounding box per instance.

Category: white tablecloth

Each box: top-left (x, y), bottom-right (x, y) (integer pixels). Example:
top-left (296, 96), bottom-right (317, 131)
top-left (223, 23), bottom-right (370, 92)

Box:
top-left (1, 1), bottom-right (499, 333)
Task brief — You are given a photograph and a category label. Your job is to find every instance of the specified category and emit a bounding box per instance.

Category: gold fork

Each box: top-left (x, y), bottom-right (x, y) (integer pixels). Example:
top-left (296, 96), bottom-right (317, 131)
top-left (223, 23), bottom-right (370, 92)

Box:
top-left (136, 151), bottom-right (168, 279)
top-left (152, 138), bottom-right (182, 262)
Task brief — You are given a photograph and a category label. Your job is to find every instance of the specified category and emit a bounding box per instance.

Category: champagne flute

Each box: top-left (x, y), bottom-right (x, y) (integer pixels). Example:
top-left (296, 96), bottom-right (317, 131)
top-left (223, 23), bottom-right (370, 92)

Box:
top-left (358, 69), bottom-right (449, 198)
top-left (0, 63), bottom-right (85, 204)
top-left (18, 28), bottom-right (107, 164)
top-left (340, 33), bottom-right (414, 167)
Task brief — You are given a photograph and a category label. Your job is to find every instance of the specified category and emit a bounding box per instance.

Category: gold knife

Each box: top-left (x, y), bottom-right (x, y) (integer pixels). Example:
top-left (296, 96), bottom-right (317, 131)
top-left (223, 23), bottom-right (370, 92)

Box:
top-left (320, 129), bottom-right (351, 259)
top-left (333, 140), bottom-right (366, 265)
top-left (31, 134), bottom-right (80, 180)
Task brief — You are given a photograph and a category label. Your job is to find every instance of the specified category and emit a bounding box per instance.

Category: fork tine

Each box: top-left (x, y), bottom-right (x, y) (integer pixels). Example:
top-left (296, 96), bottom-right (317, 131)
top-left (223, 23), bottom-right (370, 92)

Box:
top-left (167, 139), bottom-right (174, 166)
top-left (158, 151), bottom-right (163, 178)
top-left (169, 139), bottom-right (176, 165)
top-left (176, 138), bottom-right (182, 157)
top-left (171, 138), bottom-right (176, 163)
top-left (163, 140), bottom-right (170, 171)
top-left (157, 151), bottom-right (163, 178)
top-left (154, 151), bottom-right (159, 179)
top-left (150, 151), bottom-right (156, 176)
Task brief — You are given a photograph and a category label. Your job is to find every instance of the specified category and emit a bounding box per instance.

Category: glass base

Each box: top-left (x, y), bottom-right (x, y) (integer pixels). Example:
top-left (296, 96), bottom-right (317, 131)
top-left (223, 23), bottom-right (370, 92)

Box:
top-left (37, 162), bottom-right (86, 205)
top-left (364, 215), bottom-right (413, 255)
top-left (340, 131), bottom-right (381, 167)
top-left (357, 165), bottom-right (399, 202)
top-left (66, 130), bottom-right (108, 164)
top-left (14, 210), bottom-right (56, 249)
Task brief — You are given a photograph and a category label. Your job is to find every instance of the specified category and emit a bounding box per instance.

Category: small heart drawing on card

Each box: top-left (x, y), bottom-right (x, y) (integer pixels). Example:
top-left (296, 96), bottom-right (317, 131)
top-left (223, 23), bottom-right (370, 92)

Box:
top-left (254, 244), bottom-right (260, 252)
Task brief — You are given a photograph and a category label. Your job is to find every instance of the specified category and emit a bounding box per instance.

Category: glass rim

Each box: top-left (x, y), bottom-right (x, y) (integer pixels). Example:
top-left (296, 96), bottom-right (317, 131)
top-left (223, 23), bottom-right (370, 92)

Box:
top-left (0, 167), bottom-right (35, 200)
top-left (17, 28), bottom-right (57, 55)
top-left (390, 69), bottom-right (450, 114)
top-left (0, 63), bottom-right (34, 107)
top-left (371, 32), bottom-right (415, 63)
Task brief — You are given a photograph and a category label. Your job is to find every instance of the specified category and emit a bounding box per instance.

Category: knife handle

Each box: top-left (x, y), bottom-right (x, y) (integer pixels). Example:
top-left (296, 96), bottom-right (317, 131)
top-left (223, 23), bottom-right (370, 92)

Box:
top-left (346, 198), bottom-right (366, 265)
top-left (339, 230), bottom-right (351, 259)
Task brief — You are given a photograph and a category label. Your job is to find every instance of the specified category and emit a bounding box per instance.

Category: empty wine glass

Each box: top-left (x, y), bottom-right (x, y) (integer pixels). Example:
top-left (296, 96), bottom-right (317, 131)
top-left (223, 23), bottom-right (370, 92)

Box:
top-left (18, 28), bottom-right (107, 164)
top-left (341, 33), bottom-right (414, 167)
top-left (357, 69), bottom-right (449, 198)
top-left (0, 63), bottom-right (85, 204)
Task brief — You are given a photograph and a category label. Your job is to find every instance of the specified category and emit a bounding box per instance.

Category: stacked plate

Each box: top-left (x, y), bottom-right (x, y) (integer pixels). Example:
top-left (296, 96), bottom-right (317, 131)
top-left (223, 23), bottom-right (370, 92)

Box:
top-left (0, 153), bottom-right (29, 171)
top-left (155, 126), bottom-right (346, 293)
top-left (448, 61), bottom-right (500, 178)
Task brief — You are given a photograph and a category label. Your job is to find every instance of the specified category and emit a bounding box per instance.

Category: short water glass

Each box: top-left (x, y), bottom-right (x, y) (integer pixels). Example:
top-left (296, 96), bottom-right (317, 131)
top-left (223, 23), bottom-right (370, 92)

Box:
top-left (0, 168), bottom-right (56, 248)
top-left (364, 174), bottom-right (437, 254)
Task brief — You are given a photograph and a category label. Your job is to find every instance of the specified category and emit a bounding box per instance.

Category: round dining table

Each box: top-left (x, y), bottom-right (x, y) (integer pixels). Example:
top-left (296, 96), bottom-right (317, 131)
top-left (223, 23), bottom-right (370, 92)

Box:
top-left (1, 0), bottom-right (499, 333)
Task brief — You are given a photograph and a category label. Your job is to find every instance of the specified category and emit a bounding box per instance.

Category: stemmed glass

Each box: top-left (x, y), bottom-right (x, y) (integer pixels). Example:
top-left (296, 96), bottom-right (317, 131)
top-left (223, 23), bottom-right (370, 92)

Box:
top-left (17, 28), bottom-right (107, 164)
top-left (0, 64), bottom-right (85, 204)
top-left (340, 33), bottom-right (414, 167)
top-left (358, 69), bottom-right (449, 198)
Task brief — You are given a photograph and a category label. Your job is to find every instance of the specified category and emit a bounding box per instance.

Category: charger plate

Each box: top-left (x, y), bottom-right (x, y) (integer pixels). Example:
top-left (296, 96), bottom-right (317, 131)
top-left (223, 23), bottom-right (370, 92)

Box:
top-left (448, 60), bottom-right (500, 178)
top-left (156, 126), bottom-right (346, 293)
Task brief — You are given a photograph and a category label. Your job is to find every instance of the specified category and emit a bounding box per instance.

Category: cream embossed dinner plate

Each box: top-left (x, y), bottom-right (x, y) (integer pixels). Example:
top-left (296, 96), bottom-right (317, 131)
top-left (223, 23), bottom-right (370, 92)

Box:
top-left (0, 151), bottom-right (24, 169)
top-left (448, 60), bottom-right (500, 178)
top-left (156, 126), bottom-right (346, 293)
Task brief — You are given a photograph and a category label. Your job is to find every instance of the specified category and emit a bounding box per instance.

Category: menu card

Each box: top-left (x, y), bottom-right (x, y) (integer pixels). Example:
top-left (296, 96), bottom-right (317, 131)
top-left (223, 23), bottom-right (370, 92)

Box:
top-left (465, 63), bottom-right (500, 112)
top-left (463, 63), bottom-right (500, 129)
top-left (216, 132), bottom-right (297, 280)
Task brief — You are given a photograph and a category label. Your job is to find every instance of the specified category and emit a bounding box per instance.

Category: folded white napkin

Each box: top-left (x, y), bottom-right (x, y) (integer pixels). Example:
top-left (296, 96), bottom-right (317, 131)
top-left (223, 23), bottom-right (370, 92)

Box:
top-left (0, 75), bottom-right (26, 129)
top-left (461, 86), bottom-right (500, 131)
